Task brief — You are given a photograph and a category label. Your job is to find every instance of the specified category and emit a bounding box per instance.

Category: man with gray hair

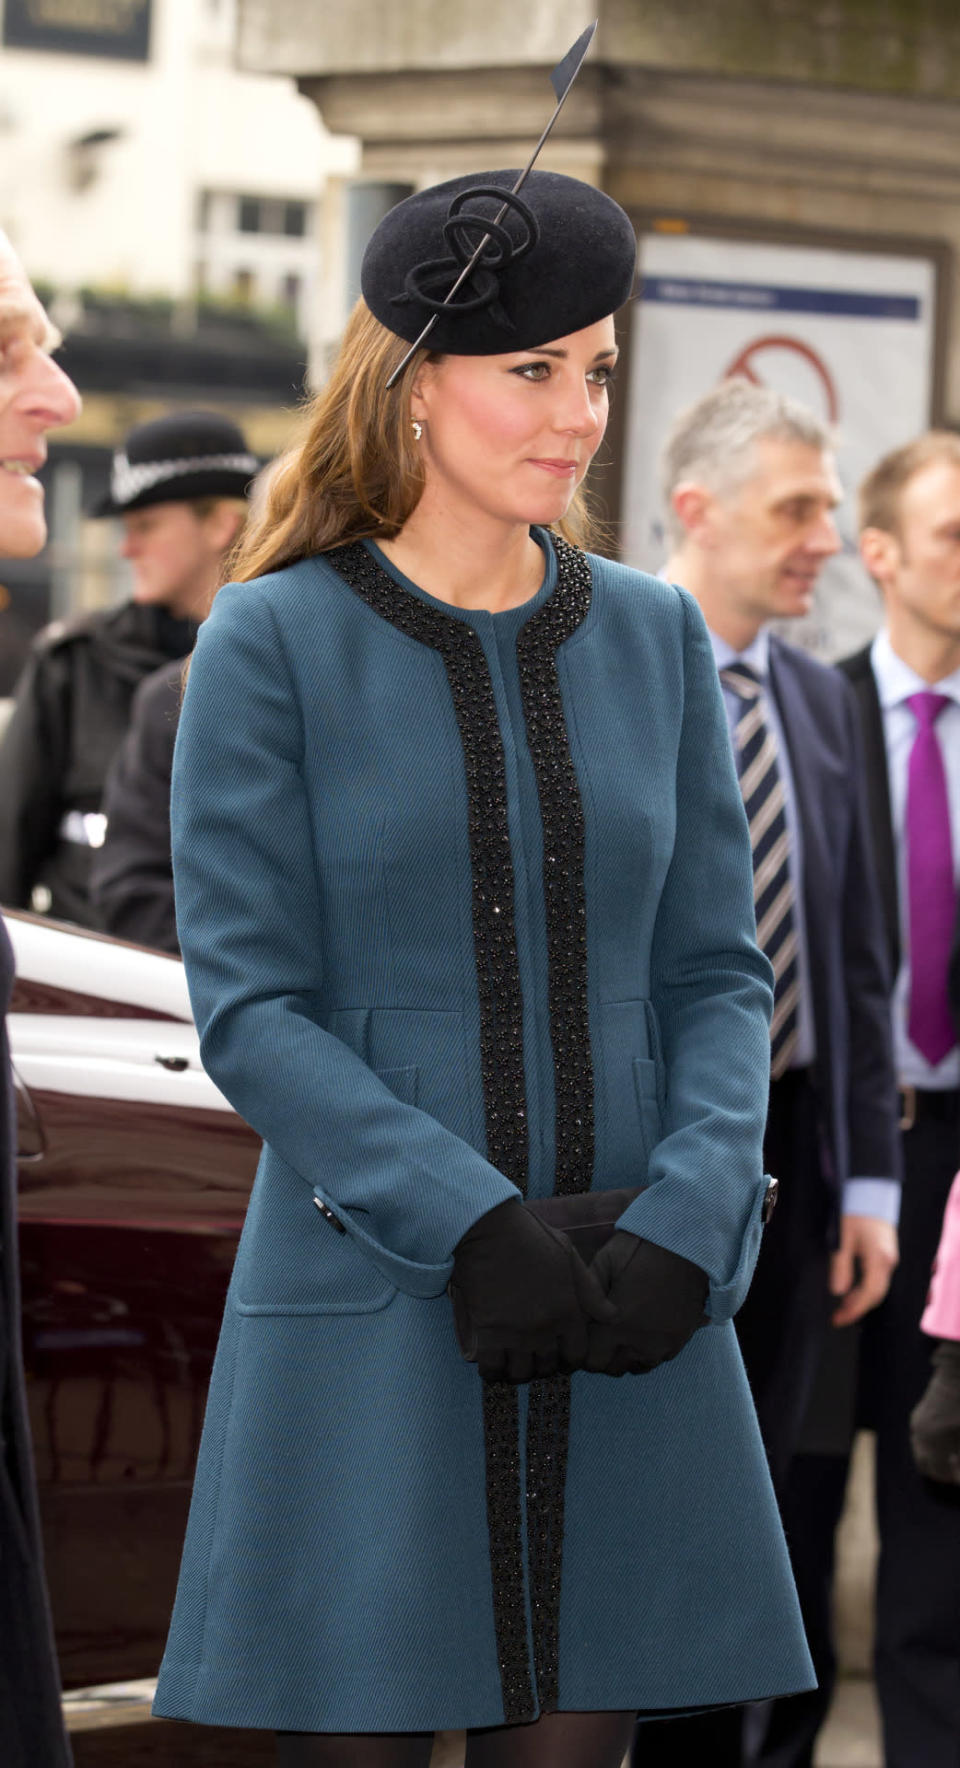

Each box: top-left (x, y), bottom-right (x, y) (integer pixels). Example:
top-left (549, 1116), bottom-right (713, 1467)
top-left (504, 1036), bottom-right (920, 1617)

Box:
top-left (660, 377), bottom-right (840, 629)
top-left (0, 227), bottom-right (76, 1767)
top-left (637, 379), bottom-right (901, 1768)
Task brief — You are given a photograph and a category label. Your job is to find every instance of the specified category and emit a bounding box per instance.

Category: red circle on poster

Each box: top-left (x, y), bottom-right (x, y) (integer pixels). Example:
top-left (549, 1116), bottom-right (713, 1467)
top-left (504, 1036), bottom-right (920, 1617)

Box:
top-left (725, 334), bottom-right (840, 423)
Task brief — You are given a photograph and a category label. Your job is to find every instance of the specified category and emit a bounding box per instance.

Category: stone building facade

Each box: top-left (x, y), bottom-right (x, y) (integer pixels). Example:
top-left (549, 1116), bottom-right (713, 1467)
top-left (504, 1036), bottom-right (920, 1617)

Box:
top-left (235, 0), bottom-right (960, 653)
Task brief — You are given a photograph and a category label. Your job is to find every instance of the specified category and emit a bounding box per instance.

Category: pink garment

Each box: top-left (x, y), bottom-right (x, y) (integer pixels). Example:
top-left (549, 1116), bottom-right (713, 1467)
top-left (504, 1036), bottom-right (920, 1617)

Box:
top-left (922, 1171), bottom-right (960, 1340)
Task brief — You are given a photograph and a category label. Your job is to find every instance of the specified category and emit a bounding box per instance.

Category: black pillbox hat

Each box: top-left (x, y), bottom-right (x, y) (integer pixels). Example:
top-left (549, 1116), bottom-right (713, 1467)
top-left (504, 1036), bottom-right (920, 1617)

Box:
top-left (361, 169), bottom-right (637, 356)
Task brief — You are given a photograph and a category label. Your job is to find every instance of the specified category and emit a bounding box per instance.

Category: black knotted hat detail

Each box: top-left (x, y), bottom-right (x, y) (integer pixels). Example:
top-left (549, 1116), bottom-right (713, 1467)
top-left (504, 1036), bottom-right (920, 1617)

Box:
top-left (361, 169), bottom-right (637, 357)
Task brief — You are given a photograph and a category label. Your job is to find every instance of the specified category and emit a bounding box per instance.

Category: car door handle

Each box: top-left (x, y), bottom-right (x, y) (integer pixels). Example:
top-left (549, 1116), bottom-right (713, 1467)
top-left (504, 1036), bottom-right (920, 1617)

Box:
top-left (13, 1062), bottom-right (45, 1160)
top-left (155, 1055), bottom-right (190, 1072)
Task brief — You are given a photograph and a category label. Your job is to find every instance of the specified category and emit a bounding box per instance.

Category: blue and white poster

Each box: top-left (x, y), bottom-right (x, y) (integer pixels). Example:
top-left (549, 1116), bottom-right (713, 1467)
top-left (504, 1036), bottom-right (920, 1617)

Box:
top-left (623, 233), bottom-right (936, 656)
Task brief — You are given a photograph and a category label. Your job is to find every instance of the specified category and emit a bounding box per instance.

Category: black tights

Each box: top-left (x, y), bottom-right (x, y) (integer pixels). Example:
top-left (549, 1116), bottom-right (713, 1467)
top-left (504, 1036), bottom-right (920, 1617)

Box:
top-left (276, 1710), bottom-right (637, 1767)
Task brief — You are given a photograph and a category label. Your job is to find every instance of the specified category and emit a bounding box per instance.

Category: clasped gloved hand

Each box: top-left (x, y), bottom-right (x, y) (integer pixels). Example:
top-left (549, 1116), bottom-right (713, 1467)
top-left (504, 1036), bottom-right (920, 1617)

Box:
top-left (449, 1199), bottom-right (615, 1384)
top-left (910, 1340), bottom-right (960, 1484)
top-left (584, 1230), bottom-right (709, 1377)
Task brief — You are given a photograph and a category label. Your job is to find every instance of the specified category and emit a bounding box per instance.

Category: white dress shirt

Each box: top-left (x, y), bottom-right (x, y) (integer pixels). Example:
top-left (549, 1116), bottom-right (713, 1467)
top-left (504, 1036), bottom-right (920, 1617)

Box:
top-left (871, 628), bottom-right (960, 1092)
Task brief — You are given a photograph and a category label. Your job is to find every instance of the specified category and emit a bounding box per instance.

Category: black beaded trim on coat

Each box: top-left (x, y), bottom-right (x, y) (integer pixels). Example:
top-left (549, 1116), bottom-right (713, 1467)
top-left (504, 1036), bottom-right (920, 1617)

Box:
top-left (327, 537), bottom-right (594, 1723)
top-left (328, 542), bottom-right (528, 1193)
top-left (516, 535), bottom-right (594, 1711)
top-left (328, 540), bottom-right (534, 1720)
top-left (517, 535), bottom-right (595, 1201)
top-left (525, 1373), bottom-right (573, 1710)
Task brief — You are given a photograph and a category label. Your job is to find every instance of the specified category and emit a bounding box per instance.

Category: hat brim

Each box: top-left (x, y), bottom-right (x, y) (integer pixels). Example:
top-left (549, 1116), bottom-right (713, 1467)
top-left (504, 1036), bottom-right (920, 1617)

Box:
top-left (91, 466), bottom-right (256, 518)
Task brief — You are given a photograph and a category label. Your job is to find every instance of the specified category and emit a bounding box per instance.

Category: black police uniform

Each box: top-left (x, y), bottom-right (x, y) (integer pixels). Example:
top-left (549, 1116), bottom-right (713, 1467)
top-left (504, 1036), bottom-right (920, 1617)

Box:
top-left (90, 654), bottom-right (182, 952)
top-left (0, 603), bottom-right (195, 926)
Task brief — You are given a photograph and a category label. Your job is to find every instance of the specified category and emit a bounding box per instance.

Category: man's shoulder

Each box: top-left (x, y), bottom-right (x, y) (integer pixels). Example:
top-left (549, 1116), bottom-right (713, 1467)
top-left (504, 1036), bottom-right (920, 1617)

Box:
top-left (33, 600), bottom-right (138, 656)
top-left (132, 655), bottom-right (185, 718)
top-left (768, 634), bottom-right (866, 759)
top-left (769, 632), bottom-right (855, 701)
top-left (33, 608), bottom-right (104, 654)
top-left (834, 641), bottom-right (875, 684)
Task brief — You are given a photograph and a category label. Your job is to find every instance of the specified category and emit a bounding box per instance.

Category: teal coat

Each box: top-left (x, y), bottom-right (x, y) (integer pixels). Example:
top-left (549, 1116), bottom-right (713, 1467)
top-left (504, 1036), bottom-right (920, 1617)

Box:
top-left (153, 532), bottom-right (813, 1732)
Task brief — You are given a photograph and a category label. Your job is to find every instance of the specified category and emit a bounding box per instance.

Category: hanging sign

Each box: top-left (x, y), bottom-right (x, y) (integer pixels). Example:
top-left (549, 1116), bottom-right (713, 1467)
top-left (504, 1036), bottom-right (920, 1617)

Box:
top-left (622, 232), bottom-right (936, 656)
top-left (3, 0), bottom-right (151, 61)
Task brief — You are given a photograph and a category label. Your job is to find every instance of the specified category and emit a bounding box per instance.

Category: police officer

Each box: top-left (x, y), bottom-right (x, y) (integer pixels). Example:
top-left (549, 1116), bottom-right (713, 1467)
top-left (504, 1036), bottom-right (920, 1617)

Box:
top-left (0, 410), bottom-right (255, 925)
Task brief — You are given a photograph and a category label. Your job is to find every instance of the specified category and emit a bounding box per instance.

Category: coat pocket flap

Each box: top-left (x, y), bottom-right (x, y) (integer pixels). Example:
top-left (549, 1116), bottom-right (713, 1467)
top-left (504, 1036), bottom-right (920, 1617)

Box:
top-left (374, 1065), bottom-right (419, 1107)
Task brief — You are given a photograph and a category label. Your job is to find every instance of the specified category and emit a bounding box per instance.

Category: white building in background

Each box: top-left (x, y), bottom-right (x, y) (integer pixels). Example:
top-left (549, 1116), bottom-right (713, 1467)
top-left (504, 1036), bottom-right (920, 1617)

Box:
top-left (0, 0), bottom-right (358, 344)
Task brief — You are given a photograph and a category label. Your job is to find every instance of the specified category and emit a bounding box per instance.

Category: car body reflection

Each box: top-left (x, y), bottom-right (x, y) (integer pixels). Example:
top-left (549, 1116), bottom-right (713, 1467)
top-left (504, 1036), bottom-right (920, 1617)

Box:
top-left (5, 909), bottom-right (260, 1686)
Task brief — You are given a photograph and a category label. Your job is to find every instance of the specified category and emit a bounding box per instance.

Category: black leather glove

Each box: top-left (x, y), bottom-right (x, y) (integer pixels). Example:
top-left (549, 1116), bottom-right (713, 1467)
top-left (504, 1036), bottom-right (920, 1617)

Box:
top-left (910, 1341), bottom-right (960, 1484)
top-left (449, 1198), bottom-right (615, 1383)
top-left (584, 1230), bottom-right (709, 1376)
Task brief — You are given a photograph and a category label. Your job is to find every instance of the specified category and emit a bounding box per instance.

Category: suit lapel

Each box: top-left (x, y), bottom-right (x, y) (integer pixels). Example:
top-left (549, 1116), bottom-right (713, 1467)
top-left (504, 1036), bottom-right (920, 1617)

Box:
top-left (766, 642), bottom-right (827, 980)
top-left (842, 647), bottom-right (899, 975)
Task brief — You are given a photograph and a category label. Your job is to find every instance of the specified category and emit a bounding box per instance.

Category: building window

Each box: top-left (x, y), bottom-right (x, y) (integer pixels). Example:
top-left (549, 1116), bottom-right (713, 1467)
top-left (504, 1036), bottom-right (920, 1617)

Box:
top-left (205, 192), bottom-right (314, 240)
top-left (280, 272), bottom-right (302, 311)
top-left (283, 201), bottom-right (308, 238)
top-left (232, 268), bottom-right (254, 303)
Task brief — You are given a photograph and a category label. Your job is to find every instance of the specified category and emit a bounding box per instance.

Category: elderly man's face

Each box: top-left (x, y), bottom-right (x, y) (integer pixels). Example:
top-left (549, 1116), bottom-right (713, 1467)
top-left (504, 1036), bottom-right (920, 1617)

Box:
top-left (0, 235), bottom-right (80, 558)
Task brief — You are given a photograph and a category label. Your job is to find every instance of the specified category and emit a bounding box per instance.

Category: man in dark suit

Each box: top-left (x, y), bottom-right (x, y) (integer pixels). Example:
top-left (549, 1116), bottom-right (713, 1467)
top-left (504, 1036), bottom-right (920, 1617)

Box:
top-left (774, 432), bottom-right (960, 1768)
top-left (636, 378), bottom-right (902, 1767)
top-left (0, 231), bottom-right (75, 1764)
top-left (90, 654), bottom-right (183, 952)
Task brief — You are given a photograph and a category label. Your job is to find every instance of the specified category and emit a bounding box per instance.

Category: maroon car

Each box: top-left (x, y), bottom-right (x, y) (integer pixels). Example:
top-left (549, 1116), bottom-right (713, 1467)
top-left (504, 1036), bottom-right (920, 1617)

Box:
top-left (5, 908), bottom-right (259, 1688)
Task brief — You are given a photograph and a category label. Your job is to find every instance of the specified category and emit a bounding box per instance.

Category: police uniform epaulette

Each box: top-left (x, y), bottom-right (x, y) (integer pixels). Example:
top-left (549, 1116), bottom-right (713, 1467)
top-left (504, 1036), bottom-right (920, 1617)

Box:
top-left (35, 607), bottom-right (113, 652)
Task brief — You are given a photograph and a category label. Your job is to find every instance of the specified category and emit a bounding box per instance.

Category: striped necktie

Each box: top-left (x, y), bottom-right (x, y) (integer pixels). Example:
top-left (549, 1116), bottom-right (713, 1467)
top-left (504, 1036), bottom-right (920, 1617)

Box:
top-left (720, 662), bottom-right (801, 1079)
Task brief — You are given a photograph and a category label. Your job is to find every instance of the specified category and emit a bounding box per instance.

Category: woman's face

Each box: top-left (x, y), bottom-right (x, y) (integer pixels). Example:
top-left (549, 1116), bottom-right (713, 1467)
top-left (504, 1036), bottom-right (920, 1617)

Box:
top-left (411, 315), bottom-right (617, 529)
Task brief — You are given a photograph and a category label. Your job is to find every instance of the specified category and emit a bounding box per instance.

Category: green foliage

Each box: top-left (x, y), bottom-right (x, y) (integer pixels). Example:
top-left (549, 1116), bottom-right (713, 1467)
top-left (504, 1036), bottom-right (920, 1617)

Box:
top-left (43, 283), bottom-right (302, 344)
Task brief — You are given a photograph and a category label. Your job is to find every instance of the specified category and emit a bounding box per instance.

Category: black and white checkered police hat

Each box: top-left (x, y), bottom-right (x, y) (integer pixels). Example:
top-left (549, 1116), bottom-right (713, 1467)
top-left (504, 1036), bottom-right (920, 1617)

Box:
top-left (92, 411), bottom-right (258, 516)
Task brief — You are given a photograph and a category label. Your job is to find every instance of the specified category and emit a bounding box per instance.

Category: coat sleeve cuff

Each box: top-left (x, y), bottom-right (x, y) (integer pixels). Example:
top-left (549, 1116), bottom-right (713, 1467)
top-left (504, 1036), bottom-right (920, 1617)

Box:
top-left (312, 1187), bottom-right (452, 1297)
top-left (311, 1177), bottom-right (521, 1299)
top-left (615, 1171), bottom-right (770, 1323)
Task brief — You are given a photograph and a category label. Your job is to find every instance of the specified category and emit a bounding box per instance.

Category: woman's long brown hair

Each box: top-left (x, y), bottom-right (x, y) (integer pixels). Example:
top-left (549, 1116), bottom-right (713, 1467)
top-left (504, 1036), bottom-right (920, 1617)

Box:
top-left (228, 299), bottom-right (601, 584)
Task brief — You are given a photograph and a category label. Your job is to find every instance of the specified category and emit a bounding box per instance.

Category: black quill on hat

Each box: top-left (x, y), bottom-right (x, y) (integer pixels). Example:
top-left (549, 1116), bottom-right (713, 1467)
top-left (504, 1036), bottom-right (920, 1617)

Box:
top-left (359, 22), bottom-right (637, 385)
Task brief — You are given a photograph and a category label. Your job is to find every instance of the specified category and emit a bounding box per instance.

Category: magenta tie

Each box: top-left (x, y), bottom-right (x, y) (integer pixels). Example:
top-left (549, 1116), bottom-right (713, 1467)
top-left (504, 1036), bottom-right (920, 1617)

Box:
top-left (907, 691), bottom-right (957, 1066)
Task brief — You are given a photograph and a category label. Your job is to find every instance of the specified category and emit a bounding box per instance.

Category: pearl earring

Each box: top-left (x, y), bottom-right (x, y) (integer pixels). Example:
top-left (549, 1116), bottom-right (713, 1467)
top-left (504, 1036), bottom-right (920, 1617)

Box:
top-left (411, 420), bottom-right (423, 442)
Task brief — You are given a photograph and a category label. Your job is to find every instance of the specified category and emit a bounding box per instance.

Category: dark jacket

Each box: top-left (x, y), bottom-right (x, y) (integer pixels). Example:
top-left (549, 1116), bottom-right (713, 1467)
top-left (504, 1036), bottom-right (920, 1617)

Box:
top-left (0, 603), bottom-right (195, 927)
top-left (90, 657), bottom-right (182, 953)
top-left (0, 921), bottom-right (72, 1766)
top-left (841, 640), bottom-right (960, 1052)
top-left (768, 637), bottom-right (901, 1213)
top-left (836, 644), bottom-right (899, 977)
